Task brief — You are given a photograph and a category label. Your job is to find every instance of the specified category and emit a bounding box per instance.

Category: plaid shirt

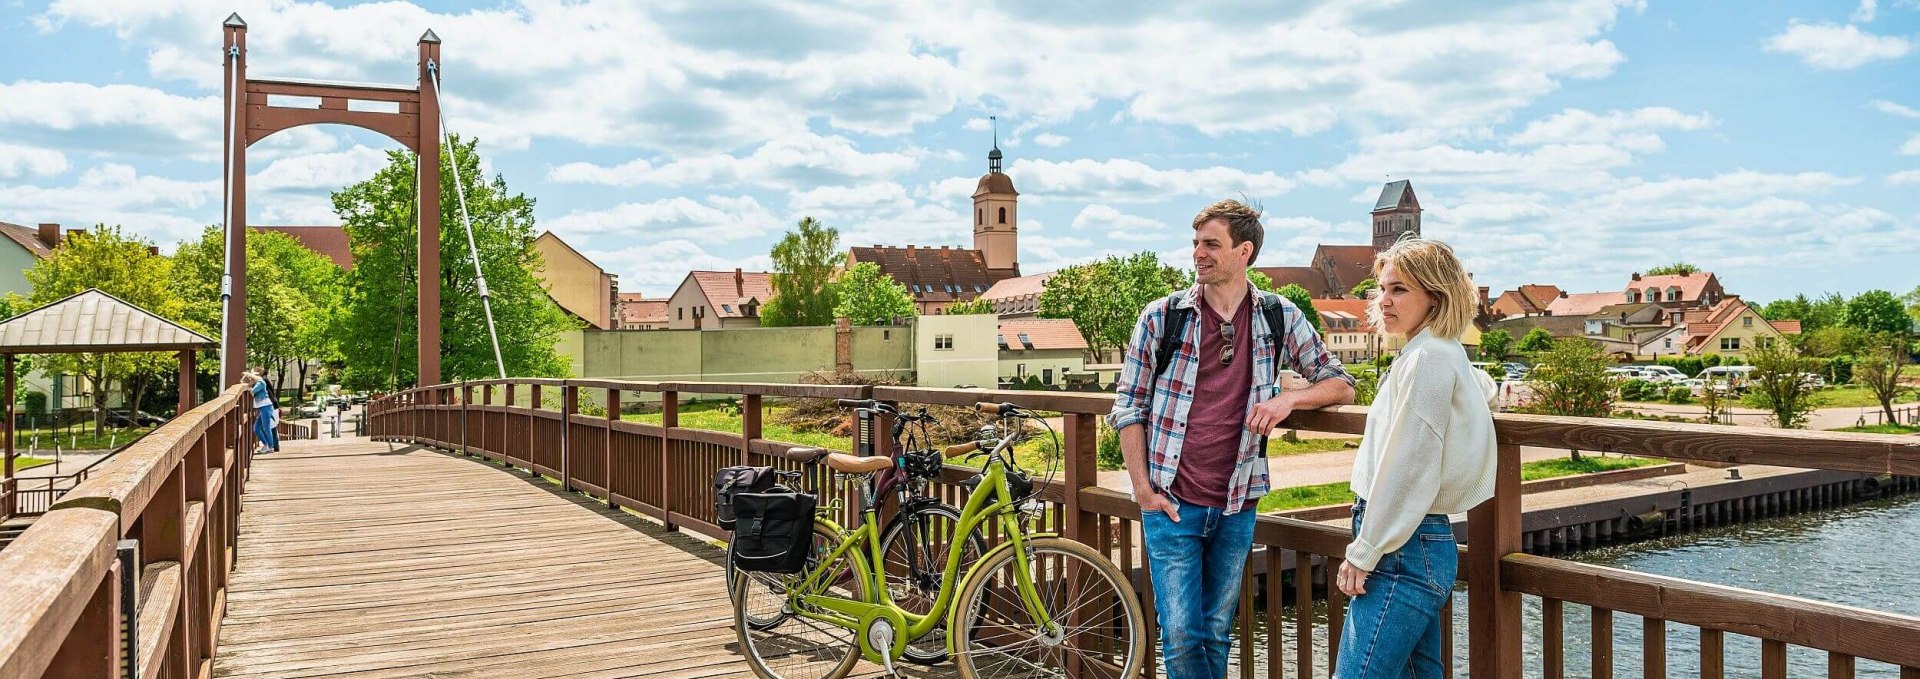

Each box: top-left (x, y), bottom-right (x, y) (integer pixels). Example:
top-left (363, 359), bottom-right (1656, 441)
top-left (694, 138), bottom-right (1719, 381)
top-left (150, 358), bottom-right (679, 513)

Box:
top-left (1105, 284), bottom-right (1355, 514)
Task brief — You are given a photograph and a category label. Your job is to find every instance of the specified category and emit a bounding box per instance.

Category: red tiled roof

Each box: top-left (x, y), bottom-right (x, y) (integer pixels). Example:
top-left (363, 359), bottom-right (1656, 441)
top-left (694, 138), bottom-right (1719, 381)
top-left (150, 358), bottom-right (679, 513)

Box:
top-left (0, 222), bottom-right (55, 259)
top-left (847, 245), bottom-right (1019, 304)
top-left (1683, 298), bottom-right (1759, 350)
top-left (1254, 266), bottom-right (1334, 297)
top-left (255, 226), bottom-right (352, 270)
top-left (1516, 284), bottom-right (1563, 310)
top-left (981, 271), bottom-right (1053, 303)
top-left (617, 293), bottom-right (669, 324)
top-left (1545, 291), bottom-right (1617, 318)
top-left (1309, 298), bottom-right (1378, 332)
top-left (1768, 319), bottom-right (1802, 335)
top-left (1311, 244), bottom-right (1376, 297)
top-left (997, 318), bottom-right (1086, 351)
top-left (689, 270), bottom-right (773, 318)
top-left (1625, 272), bottom-right (1718, 301)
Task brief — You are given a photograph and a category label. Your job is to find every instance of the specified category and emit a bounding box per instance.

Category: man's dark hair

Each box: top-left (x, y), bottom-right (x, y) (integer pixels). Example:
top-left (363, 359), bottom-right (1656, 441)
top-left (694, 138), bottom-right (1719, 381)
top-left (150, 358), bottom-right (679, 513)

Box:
top-left (1191, 199), bottom-right (1264, 264)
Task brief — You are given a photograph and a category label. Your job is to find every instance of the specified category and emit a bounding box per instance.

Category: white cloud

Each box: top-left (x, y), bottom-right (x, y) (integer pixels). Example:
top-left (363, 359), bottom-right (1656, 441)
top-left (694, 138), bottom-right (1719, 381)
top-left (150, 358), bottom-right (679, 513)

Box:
top-left (0, 163), bottom-right (217, 244)
top-left (1902, 133), bottom-right (1920, 155)
top-left (0, 80), bottom-right (219, 158)
top-left (1765, 22), bottom-right (1912, 70)
top-left (544, 195), bottom-right (781, 244)
top-left (251, 145), bottom-right (390, 192)
top-left (786, 182), bottom-right (969, 247)
top-left (548, 133), bottom-right (925, 189)
top-left (1033, 133), bottom-right (1070, 148)
top-left (1870, 99), bottom-right (1920, 118)
top-left (1509, 107), bottom-right (1715, 152)
top-left (0, 144), bottom-right (70, 178)
top-left (583, 239), bottom-right (773, 295)
top-left (1069, 204), bottom-right (1166, 242)
top-left (1887, 169), bottom-right (1920, 185)
top-left (993, 158), bottom-right (1296, 204)
top-left (1854, 0), bottom-right (1879, 23)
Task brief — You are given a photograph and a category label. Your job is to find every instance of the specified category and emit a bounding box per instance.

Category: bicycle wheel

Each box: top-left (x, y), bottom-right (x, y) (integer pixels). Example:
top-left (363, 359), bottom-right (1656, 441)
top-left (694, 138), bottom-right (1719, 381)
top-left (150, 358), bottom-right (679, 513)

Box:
top-left (730, 522), bottom-right (843, 630)
top-left (951, 537), bottom-right (1145, 679)
top-left (878, 502), bottom-right (987, 665)
top-left (733, 520), bottom-right (869, 679)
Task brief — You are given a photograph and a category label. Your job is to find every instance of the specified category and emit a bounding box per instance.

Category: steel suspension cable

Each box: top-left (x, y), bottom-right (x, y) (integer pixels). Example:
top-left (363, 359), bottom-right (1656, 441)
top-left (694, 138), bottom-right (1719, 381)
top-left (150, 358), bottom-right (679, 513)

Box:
top-left (425, 59), bottom-right (507, 379)
top-left (218, 40), bottom-right (242, 383)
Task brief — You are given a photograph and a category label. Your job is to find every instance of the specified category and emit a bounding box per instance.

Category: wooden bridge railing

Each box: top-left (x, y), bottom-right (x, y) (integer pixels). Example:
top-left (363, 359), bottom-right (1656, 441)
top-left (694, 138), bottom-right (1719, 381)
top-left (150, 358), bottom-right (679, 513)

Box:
top-left (0, 385), bottom-right (256, 679)
top-left (367, 378), bottom-right (1920, 679)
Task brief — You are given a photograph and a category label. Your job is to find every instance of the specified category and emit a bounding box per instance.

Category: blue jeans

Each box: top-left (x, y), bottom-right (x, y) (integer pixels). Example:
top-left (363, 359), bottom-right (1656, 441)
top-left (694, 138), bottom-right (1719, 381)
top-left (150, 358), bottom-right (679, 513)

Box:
top-left (1141, 498), bottom-right (1256, 679)
top-left (253, 405), bottom-right (280, 452)
top-left (1335, 499), bottom-right (1457, 679)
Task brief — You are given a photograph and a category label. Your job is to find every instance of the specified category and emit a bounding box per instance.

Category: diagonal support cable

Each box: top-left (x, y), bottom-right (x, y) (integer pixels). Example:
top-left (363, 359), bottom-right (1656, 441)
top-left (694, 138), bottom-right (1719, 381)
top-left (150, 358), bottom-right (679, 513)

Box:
top-left (426, 60), bottom-right (507, 379)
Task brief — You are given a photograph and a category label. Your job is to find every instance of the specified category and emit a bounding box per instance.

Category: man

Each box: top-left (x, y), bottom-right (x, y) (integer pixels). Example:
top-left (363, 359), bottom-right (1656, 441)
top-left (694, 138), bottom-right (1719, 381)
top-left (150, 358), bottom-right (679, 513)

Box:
top-left (1106, 199), bottom-right (1356, 679)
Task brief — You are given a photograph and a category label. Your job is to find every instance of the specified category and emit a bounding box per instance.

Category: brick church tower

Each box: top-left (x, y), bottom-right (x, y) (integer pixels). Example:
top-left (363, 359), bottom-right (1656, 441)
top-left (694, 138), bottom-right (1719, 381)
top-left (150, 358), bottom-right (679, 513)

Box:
top-left (1371, 179), bottom-right (1421, 252)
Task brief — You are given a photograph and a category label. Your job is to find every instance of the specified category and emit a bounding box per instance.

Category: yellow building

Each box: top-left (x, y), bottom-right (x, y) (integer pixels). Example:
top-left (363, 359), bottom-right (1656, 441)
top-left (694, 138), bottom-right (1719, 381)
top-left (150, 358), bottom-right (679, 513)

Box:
top-left (532, 232), bottom-right (617, 330)
top-left (1682, 298), bottom-right (1794, 356)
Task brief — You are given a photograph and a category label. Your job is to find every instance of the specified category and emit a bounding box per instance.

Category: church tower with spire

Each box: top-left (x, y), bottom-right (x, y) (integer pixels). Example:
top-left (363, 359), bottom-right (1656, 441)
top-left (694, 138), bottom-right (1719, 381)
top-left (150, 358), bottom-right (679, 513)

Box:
top-left (972, 118), bottom-right (1018, 273)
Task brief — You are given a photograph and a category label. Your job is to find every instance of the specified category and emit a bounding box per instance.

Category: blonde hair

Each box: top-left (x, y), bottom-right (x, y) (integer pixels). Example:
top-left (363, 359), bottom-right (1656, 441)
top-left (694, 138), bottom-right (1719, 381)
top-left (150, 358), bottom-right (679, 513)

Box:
top-left (1366, 238), bottom-right (1477, 340)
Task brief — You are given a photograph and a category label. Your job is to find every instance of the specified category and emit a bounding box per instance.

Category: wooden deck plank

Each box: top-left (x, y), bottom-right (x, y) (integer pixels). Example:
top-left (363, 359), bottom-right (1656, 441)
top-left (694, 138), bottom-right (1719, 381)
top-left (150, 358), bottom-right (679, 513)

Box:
top-left (213, 438), bottom-right (954, 679)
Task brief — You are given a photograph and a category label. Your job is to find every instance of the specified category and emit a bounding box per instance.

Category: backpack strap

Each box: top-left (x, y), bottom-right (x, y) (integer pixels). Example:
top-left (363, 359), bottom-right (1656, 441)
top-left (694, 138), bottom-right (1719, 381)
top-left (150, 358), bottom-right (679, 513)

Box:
top-left (1152, 292), bottom-right (1194, 379)
top-left (1254, 296), bottom-right (1290, 459)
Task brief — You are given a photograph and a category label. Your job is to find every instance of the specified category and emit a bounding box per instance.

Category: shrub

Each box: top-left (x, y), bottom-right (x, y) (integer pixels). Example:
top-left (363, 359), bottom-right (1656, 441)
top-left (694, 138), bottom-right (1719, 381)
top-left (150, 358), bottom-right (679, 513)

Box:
top-left (1658, 355), bottom-right (1704, 377)
top-left (1097, 422), bottom-right (1125, 470)
top-left (1701, 354), bottom-right (1723, 369)
top-left (22, 391), bottom-right (47, 415)
top-left (1664, 386), bottom-right (1693, 404)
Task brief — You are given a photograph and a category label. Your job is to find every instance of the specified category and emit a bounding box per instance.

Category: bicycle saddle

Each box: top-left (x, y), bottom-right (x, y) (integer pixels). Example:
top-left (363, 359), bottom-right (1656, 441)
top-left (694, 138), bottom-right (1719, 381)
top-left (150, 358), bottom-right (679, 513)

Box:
top-left (777, 447), bottom-right (834, 464)
top-left (825, 452), bottom-right (893, 474)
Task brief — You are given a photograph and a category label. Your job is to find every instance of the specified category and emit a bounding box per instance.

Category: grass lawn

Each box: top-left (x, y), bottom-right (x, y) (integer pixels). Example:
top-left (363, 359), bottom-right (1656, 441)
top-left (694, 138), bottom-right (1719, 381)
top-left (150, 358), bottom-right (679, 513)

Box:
top-left (625, 405), bottom-right (1064, 472)
top-left (13, 426), bottom-right (154, 451)
top-left (1265, 435), bottom-right (1362, 456)
top-left (12, 456), bottom-right (54, 472)
top-left (1809, 385), bottom-right (1920, 409)
top-left (1833, 423), bottom-right (1920, 435)
top-left (1256, 455), bottom-right (1666, 513)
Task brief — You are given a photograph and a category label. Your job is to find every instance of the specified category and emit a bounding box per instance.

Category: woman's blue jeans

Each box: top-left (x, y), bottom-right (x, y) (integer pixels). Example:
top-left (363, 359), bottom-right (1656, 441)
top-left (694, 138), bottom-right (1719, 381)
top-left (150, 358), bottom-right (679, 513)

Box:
top-left (253, 405), bottom-right (280, 452)
top-left (1335, 499), bottom-right (1457, 679)
top-left (1141, 498), bottom-right (1256, 679)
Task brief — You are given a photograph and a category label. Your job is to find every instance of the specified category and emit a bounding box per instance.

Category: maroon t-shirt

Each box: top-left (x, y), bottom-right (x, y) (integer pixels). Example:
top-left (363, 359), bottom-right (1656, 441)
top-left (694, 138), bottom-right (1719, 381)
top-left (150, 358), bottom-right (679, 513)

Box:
top-left (1168, 291), bottom-right (1254, 508)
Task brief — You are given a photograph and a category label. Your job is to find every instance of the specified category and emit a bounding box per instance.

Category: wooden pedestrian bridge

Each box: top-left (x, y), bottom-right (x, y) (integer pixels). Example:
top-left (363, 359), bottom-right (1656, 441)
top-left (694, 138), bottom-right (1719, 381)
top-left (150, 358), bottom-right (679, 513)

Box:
top-left (2, 378), bottom-right (1918, 679)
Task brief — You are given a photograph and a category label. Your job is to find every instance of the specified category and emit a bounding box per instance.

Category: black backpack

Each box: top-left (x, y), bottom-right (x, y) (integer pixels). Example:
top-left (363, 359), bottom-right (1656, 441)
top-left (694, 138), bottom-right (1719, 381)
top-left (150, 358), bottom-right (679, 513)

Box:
top-left (730, 490), bottom-right (818, 574)
top-left (1150, 292), bottom-right (1292, 458)
top-left (712, 466), bottom-right (775, 531)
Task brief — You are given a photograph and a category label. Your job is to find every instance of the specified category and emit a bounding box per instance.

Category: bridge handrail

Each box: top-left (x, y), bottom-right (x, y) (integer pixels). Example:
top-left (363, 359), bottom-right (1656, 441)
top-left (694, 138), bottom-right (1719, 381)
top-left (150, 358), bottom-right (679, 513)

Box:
top-left (366, 377), bottom-right (1920, 678)
top-left (0, 385), bottom-right (255, 679)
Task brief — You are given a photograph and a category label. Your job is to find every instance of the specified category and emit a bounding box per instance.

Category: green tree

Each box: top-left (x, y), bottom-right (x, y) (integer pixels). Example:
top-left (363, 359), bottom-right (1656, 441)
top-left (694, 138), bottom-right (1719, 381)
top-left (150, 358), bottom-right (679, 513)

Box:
top-left (1796, 325), bottom-right (1868, 358)
top-left (332, 136), bottom-right (577, 390)
top-left (1273, 284), bottom-right (1323, 331)
top-left (1745, 340), bottom-right (1819, 428)
top-left (1761, 295), bottom-right (1813, 324)
top-left (1350, 278), bottom-right (1378, 299)
top-left (833, 262), bottom-right (913, 325)
top-left (1855, 332), bottom-right (1914, 423)
top-left (1247, 269), bottom-right (1276, 292)
top-left (173, 227), bottom-right (346, 399)
top-left (1516, 326), bottom-right (1555, 353)
top-left (1517, 338), bottom-right (1614, 450)
top-left (1845, 289), bottom-right (1911, 334)
top-left (1479, 328), bottom-right (1513, 362)
top-left (1645, 262), bottom-right (1701, 276)
top-left (18, 225), bottom-right (189, 433)
top-left (1902, 285), bottom-right (1920, 329)
top-left (1807, 293), bottom-right (1849, 332)
top-left (763, 217), bottom-right (841, 327)
top-left (1039, 251), bottom-right (1189, 358)
top-left (944, 297), bottom-right (994, 315)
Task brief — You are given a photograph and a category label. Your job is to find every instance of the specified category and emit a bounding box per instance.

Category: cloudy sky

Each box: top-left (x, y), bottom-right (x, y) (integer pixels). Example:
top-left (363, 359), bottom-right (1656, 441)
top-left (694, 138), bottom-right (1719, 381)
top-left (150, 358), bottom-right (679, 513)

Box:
top-left (3, 0), bottom-right (1918, 301)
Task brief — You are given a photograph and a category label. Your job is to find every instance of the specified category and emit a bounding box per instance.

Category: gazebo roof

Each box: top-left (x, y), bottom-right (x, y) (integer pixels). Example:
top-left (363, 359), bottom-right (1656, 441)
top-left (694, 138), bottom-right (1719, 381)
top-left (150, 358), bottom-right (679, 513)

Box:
top-left (0, 289), bottom-right (215, 354)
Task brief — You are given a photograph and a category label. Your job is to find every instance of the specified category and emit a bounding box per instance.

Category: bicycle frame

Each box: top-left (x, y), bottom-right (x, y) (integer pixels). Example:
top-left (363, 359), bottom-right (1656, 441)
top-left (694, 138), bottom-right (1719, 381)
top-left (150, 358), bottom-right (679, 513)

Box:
top-left (785, 435), bottom-right (1059, 660)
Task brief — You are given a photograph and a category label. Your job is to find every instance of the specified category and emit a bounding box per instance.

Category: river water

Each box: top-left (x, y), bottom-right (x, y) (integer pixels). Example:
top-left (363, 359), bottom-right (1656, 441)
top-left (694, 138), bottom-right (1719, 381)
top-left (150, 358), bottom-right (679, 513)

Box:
top-left (1229, 495), bottom-right (1920, 678)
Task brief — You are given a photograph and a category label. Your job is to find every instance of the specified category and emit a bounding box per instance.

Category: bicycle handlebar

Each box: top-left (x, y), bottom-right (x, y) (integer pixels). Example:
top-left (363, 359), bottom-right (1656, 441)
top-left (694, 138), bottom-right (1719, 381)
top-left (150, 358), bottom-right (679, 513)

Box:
top-left (836, 398), bottom-right (875, 409)
top-left (942, 441), bottom-right (980, 458)
top-left (976, 402), bottom-right (1018, 417)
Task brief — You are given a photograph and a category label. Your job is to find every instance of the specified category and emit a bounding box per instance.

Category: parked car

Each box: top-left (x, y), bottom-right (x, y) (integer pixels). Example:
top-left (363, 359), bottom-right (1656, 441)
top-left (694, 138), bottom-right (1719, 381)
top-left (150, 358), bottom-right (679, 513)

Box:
top-left (1637, 365), bottom-right (1688, 384)
top-left (1697, 365), bottom-right (1757, 391)
top-left (1604, 367), bottom-right (1644, 382)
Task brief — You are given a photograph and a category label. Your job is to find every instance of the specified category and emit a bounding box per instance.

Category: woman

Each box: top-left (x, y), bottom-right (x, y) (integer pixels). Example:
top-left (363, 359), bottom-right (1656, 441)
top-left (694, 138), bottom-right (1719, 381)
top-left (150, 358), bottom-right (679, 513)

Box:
top-left (1334, 238), bottom-right (1497, 678)
top-left (245, 372), bottom-right (281, 454)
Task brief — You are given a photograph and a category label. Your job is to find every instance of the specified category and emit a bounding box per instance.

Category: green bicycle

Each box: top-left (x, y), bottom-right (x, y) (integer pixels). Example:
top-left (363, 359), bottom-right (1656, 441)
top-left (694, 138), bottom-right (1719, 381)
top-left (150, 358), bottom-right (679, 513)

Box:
top-left (732, 402), bottom-right (1146, 679)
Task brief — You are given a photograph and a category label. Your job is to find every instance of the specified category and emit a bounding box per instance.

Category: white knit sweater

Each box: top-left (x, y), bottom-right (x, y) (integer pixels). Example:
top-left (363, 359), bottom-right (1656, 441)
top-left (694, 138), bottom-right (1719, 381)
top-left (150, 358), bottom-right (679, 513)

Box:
top-left (1345, 329), bottom-right (1498, 572)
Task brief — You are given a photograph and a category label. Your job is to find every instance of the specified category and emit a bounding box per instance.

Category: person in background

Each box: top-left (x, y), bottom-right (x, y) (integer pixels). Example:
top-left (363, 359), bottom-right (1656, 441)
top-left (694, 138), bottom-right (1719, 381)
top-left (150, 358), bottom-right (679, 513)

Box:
top-left (1334, 238), bottom-right (1497, 679)
top-left (246, 370), bottom-right (280, 454)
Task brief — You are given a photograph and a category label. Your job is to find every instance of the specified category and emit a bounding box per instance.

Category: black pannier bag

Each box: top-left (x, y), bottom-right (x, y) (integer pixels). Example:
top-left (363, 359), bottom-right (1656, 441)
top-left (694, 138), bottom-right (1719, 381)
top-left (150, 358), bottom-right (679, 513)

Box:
top-left (712, 466), bottom-right (775, 530)
top-left (730, 490), bottom-right (818, 574)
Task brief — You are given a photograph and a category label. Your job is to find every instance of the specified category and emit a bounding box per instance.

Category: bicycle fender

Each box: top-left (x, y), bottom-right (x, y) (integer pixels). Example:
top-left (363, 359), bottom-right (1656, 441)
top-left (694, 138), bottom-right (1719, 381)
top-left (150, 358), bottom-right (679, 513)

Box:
top-left (943, 532), bottom-right (1060, 655)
